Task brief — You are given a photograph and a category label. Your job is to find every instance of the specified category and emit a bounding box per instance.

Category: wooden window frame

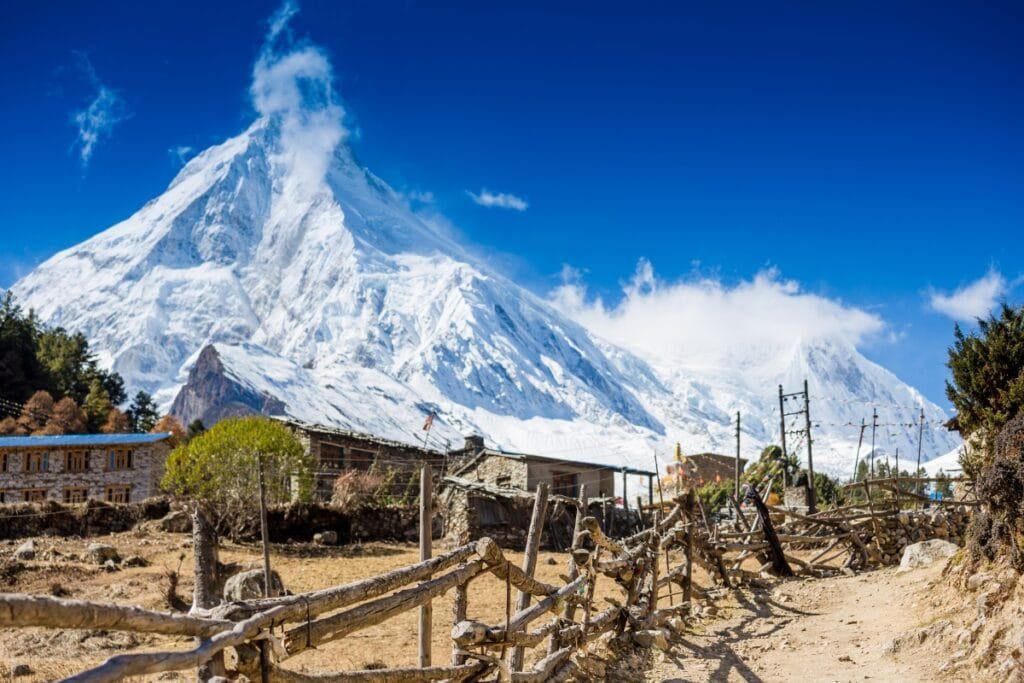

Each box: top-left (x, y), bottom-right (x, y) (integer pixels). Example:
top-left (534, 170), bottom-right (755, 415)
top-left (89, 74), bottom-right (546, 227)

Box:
top-left (346, 448), bottom-right (376, 471)
top-left (107, 448), bottom-right (133, 471)
top-left (24, 451), bottom-right (49, 473)
top-left (63, 487), bottom-right (88, 504)
top-left (105, 484), bottom-right (131, 504)
top-left (551, 471), bottom-right (579, 498)
top-left (65, 450), bottom-right (89, 473)
top-left (22, 488), bottom-right (48, 503)
top-left (0, 452), bottom-right (9, 473)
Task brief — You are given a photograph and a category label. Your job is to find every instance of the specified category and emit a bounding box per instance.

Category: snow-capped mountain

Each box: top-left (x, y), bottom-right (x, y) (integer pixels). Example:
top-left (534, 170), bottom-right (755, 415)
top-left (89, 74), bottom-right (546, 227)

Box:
top-left (10, 113), bottom-right (960, 478)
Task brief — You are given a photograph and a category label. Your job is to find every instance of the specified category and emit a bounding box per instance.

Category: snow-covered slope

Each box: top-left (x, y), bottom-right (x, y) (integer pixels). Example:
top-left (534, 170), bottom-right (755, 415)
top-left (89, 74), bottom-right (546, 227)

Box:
top-left (11, 112), bottom-right (961, 479)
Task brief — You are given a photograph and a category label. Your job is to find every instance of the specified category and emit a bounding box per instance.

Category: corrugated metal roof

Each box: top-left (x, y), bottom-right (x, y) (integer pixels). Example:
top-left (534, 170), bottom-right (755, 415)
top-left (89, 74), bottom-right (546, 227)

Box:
top-left (0, 433), bottom-right (172, 449)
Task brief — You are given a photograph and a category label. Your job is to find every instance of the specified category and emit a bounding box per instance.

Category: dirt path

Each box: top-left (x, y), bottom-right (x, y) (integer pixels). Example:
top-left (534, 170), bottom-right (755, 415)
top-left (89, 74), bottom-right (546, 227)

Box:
top-left (646, 561), bottom-right (957, 682)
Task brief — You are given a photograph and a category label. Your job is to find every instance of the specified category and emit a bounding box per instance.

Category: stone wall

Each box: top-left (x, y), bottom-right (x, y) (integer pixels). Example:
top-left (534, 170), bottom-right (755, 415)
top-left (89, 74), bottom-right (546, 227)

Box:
top-left (0, 442), bottom-right (171, 505)
top-left (526, 461), bottom-right (615, 498)
top-left (473, 455), bottom-right (529, 489)
top-left (0, 498), bottom-right (170, 540)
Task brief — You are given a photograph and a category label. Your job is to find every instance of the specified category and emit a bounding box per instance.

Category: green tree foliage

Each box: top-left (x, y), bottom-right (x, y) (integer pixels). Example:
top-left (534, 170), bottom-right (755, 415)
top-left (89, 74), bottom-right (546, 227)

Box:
top-left (812, 472), bottom-right (843, 508)
top-left (854, 459), bottom-right (869, 482)
top-left (82, 379), bottom-right (113, 432)
top-left (127, 391), bottom-right (160, 433)
top-left (162, 416), bottom-right (314, 538)
top-left (0, 293), bottom-right (127, 411)
top-left (946, 303), bottom-right (1024, 473)
top-left (697, 480), bottom-right (734, 512)
top-left (742, 444), bottom-right (797, 495)
top-left (187, 419), bottom-right (206, 441)
top-left (934, 470), bottom-right (953, 498)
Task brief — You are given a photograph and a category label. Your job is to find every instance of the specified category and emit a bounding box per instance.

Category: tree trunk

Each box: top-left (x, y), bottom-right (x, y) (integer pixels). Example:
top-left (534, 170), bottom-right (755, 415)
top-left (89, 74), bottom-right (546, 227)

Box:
top-left (191, 507), bottom-right (225, 680)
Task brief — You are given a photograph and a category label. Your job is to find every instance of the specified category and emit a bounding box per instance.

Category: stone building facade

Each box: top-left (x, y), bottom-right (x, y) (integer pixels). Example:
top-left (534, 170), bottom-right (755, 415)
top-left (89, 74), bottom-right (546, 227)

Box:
top-left (276, 418), bottom-right (444, 501)
top-left (0, 433), bottom-right (173, 505)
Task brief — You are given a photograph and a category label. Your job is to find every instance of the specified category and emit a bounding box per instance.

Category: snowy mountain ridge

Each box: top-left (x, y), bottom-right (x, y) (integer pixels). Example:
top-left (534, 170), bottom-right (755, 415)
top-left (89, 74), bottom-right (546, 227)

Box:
top-left (12, 114), bottom-right (960, 478)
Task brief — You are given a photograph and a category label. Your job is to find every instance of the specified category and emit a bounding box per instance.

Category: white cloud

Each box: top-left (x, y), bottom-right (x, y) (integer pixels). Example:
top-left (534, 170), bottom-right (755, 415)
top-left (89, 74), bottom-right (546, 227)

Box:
top-left (168, 145), bottom-right (194, 166)
top-left (550, 261), bottom-right (886, 366)
top-left (250, 0), bottom-right (347, 192)
top-left (71, 53), bottom-right (129, 167)
top-left (404, 190), bottom-right (435, 204)
top-left (928, 270), bottom-right (1006, 321)
top-left (467, 189), bottom-right (528, 211)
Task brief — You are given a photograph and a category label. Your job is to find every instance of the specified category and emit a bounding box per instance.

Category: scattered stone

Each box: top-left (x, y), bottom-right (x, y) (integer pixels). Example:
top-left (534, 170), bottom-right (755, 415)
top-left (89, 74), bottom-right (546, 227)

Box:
top-left (545, 556), bottom-right (558, 565)
top-left (633, 628), bottom-right (670, 650)
top-left (13, 539), bottom-right (36, 561)
top-left (122, 555), bottom-right (149, 568)
top-left (11, 663), bottom-right (32, 677)
top-left (882, 619), bottom-right (952, 655)
top-left (223, 568), bottom-right (286, 601)
top-left (103, 559), bottom-right (119, 572)
top-left (313, 530), bottom-right (338, 546)
top-left (966, 572), bottom-right (992, 591)
top-left (87, 543), bottom-right (121, 565)
top-left (897, 540), bottom-right (958, 572)
top-left (838, 655), bottom-right (853, 662)
top-left (158, 510), bottom-right (193, 533)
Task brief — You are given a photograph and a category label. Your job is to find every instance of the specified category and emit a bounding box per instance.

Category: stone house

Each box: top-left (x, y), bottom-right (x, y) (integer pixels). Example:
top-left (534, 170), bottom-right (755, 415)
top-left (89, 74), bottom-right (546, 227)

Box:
top-left (276, 418), bottom-right (444, 501)
top-left (665, 452), bottom-right (748, 489)
top-left (442, 436), bottom-right (656, 548)
top-left (0, 433), bottom-right (173, 505)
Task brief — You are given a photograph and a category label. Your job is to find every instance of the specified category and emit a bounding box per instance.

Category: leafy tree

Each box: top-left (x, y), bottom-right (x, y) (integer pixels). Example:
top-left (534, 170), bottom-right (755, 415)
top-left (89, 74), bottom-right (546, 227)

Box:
top-left (151, 414), bottom-right (187, 447)
top-left (742, 444), bottom-right (798, 495)
top-left (42, 397), bottom-right (87, 435)
top-left (101, 408), bottom-right (131, 434)
top-left (162, 416), bottom-right (314, 538)
top-left (935, 470), bottom-right (953, 498)
top-left (854, 459), bottom-right (869, 482)
top-left (946, 303), bottom-right (1024, 474)
top-left (127, 391), bottom-right (160, 433)
top-left (812, 471), bottom-right (843, 508)
top-left (697, 480), bottom-right (733, 511)
top-left (19, 390), bottom-right (55, 434)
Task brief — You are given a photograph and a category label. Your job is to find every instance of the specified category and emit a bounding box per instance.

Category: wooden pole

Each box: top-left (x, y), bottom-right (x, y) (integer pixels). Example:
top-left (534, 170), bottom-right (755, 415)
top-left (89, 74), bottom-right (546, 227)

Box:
top-left (418, 462), bottom-right (432, 668)
top-left (257, 453), bottom-right (273, 683)
top-left (509, 483), bottom-right (549, 672)
top-left (852, 419), bottom-right (866, 502)
top-left (803, 379), bottom-right (817, 513)
top-left (735, 411), bottom-right (741, 500)
top-left (916, 407), bottom-right (925, 507)
top-left (683, 491), bottom-right (694, 608)
top-left (653, 452), bottom-right (672, 606)
top-left (451, 584), bottom-right (467, 666)
top-left (870, 407), bottom-right (878, 478)
top-left (778, 385), bottom-right (789, 487)
top-left (621, 468), bottom-right (628, 533)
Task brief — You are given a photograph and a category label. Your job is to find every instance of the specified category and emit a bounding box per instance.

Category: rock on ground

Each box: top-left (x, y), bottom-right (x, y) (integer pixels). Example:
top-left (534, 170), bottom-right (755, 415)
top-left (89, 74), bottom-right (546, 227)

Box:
top-left (14, 540), bottom-right (36, 561)
top-left (158, 510), bottom-right (193, 533)
top-left (898, 539), bottom-right (959, 572)
top-left (87, 543), bottom-right (121, 565)
top-left (223, 568), bottom-right (286, 601)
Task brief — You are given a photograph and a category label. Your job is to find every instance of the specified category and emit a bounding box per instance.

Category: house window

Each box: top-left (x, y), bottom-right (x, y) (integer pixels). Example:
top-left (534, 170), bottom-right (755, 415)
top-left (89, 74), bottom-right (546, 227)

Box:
top-left (551, 471), bottom-right (579, 497)
top-left (0, 452), bottom-right (9, 472)
top-left (347, 448), bottom-right (375, 471)
top-left (64, 487), bottom-right (88, 504)
top-left (24, 451), bottom-right (48, 473)
top-left (65, 450), bottom-right (89, 472)
top-left (320, 443), bottom-right (344, 471)
top-left (0, 490), bottom-right (6, 503)
top-left (23, 488), bottom-right (48, 502)
top-left (105, 485), bottom-right (131, 504)
top-left (495, 474), bottom-right (512, 488)
top-left (107, 449), bottom-right (133, 470)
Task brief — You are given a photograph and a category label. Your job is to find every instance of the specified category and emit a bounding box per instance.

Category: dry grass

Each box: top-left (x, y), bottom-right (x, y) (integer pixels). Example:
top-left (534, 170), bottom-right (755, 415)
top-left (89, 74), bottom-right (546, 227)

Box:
top-left (0, 529), bottom-right (716, 681)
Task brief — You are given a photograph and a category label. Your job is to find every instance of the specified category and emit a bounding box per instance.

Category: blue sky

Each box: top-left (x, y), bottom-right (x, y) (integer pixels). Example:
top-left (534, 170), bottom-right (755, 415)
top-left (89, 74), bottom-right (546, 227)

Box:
top-left (1, 0), bottom-right (1021, 408)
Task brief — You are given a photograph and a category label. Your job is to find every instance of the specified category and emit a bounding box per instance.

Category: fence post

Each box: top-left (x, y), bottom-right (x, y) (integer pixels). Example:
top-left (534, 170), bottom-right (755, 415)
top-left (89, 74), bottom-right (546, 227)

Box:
top-left (418, 462), bottom-right (433, 668)
top-left (510, 483), bottom-right (549, 672)
top-left (451, 582), bottom-right (467, 666)
top-left (550, 484), bottom-right (587, 655)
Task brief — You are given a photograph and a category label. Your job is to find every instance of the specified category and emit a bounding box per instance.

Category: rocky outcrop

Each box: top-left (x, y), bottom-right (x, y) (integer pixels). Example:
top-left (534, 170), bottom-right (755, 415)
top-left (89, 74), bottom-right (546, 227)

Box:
top-left (170, 345), bottom-right (286, 427)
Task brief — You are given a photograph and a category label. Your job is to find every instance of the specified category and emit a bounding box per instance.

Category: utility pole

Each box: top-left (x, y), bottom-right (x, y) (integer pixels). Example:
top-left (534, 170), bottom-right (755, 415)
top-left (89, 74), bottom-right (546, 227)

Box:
top-left (852, 418), bottom-right (866, 481)
top-left (735, 411), bottom-right (741, 500)
top-left (777, 385), bottom-right (788, 487)
top-left (869, 407), bottom-right (878, 478)
top-left (803, 379), bottom-right (816, 513)
top-left (915, 407), bottom-right (925, 502)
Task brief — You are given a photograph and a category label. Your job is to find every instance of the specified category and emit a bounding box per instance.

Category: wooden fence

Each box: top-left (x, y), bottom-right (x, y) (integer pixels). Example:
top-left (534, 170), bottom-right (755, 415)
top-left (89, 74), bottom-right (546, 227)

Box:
top-left (0, 475), bottom-right (976, 682)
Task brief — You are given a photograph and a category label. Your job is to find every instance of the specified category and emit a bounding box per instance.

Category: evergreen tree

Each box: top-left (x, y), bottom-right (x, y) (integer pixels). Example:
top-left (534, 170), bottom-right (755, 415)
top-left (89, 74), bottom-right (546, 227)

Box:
top-left (82, 379), bottom-right (113, 432)
top-left (0, 293), bottom-right (48, 402)
top-left (946, 303), bottom-right (1024, 471)
top-left (187, 419), bottom-right (206, 441)
top-left (127, 391), bottom-right (159, 432)
top-left (854, 459), bottom-right (869, 482)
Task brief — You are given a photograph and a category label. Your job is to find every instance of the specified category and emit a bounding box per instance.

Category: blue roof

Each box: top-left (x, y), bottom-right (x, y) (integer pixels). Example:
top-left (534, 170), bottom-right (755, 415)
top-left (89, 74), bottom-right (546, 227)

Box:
top-left (0, 433), bottom-right (172, 449)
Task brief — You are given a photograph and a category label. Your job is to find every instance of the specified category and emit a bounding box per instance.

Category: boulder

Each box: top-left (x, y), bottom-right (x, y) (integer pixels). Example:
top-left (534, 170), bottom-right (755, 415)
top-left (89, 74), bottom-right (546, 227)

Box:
top-left (12, 663), bottom-right (32, 677)
top-left (313, 530), bottom-right (338, 546)
top-left (14, 540), bottom-right (36, 561)
top-left (122, 555), bottom-right (149, 568)
top-left (158, 510), bottom-right (193, 533)
top-left (897, 539), bottom-right (958, 572)
top-left (87, 543), bottom-right (121, 565)
top-left (223, 568), bottom-right (286, 601)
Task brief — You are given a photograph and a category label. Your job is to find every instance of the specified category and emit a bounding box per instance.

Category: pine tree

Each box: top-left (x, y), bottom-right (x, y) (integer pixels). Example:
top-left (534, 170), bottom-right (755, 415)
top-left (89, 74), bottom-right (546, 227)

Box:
top-left (127, 391), bottom-right (159, 432)
top-left (187, 419), bottom-right (207, 441)
top-left (82, 379), bottom-right (112, 433)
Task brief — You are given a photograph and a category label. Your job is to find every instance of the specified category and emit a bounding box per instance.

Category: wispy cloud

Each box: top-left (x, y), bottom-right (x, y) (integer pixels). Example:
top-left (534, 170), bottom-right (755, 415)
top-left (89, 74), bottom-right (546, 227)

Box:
top-left (403, 190), bottom-right (435, 204)
top-left (70, 53), bottom-right (129, 167)
top-left (250, 0), bottom-right (347, 193)
top-left (467, 189), bottom-right (529, 211)
top-left (928, 270), bottom-right (1006, 321)
top-left (550, 261), bottom-right (886, 365)
top-left (168, 145), bottom-right (194, 166)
